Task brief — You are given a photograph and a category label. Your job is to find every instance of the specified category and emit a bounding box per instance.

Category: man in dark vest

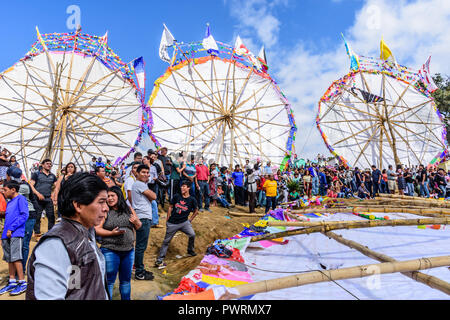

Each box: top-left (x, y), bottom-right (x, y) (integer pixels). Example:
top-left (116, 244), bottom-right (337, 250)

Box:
top-left (26, 173), bottom-right (109, 300)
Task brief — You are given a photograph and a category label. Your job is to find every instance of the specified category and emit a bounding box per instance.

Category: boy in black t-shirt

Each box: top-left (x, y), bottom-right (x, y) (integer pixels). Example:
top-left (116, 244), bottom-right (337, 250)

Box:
top-left (155, 181), bottom-right (198, 269)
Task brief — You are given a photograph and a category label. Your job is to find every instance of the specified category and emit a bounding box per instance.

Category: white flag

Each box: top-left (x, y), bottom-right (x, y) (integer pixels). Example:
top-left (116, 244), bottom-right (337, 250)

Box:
top-left (418, 56), bottom-right (438, 93)
top-left (202, 24), bottom-right (219, 55)
top-left (234, 36), bottom-right (249, 56)
top-left (258, 46), bottom-right (267, 64)
top-left (159, 24), bottom-right (175, 63)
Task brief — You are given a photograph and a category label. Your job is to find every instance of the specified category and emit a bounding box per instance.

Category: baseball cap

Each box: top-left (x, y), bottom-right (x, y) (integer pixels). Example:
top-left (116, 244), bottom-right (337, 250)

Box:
top-left (7, 167), bottom-right (22, 181)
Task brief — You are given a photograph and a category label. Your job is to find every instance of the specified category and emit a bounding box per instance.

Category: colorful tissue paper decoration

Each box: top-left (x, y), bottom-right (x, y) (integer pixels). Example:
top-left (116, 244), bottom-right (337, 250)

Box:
top-left (159, 208), bottom-right (294, 300)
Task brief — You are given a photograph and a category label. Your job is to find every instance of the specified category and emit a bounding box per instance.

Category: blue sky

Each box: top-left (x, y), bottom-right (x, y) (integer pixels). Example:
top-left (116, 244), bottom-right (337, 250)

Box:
top-left (0, 0), bottom-right (448, 159)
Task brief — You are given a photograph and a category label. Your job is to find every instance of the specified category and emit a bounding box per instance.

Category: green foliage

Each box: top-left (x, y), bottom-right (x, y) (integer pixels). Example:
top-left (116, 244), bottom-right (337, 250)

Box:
top-left (432, 74), bottom-right (450, 144)
top-left (287, 179), bottom-right (301, 193)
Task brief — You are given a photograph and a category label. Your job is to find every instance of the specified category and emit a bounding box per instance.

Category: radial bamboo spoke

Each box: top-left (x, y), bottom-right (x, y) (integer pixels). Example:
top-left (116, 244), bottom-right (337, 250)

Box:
top-left (211, 58), bottom-right (225, 112)
top-left (317, 118), bottom-right (376, 124)
top-left (336, 91), bottom-right (380, 118)
top-left (233, 126), bottom-right (253, 163)
top-left (171, 69), bottom-right (222, 112)
top-left (389, 124), bottom-right (422, 163)
top-left (233, 117), bottom-right (286, 154)
top-left (0, 112), bottom-right (50, 140)
top-left (387, 81), bottom-right (411, 118)
top-left (390, 99), bottom-right (433, 120)
top-left (333, 122), bottom-right (379, 146)
top-left (231, 68), bottom-right (254, 113)
top-left (159, 82), bottom-right (222, 113)
top-left (1, 74), bottom-right (57, 107)
top-left (336, 100), bottom-right (374, 166)
top-left (359, 72), bottom-right (382, 115)
top-left (390, 121), bottom-right (445, 149)
top-left (174, 119), bottom-right (221, 153)
top-left (353, 125), bottom-right (381, 166)
top-left (67, 113), bottom-right (107, 161)
top-left (200, 121), bottom-right (222, 153)
top-left (233, 81), bottom-right (271, 112)
top-left (188, 58), bottom-right (225, 110)
top-left (233, 121), bottom-right (271, 162)
top-left (71, 110), bottom-right (132, 147)
top-left (152, 116), bottom-right (223, 135)
top-left (233, 115), bottom-right (291, 128)
top-left (234, 103), bottom-right (287, 116)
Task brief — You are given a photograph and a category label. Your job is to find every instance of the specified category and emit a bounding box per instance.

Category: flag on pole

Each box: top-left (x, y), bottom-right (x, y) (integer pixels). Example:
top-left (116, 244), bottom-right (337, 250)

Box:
top-left (133, 57), bottom-right (146, 99)
top-left (380, 38), bottom-right (398, 68)
top-left (257, 46), bottom-right (269, 72)
top-left (418, 56), bottom-right (438, 93)
top-left (202, 23), bottom-right (219, 56)
top-left (159, 24), bottom-right (175, 63)
top-left (341, 33), bottom-right (359, 71)
top-left (36, 26), bottom-right (49, 51)
top-left (234, 36), bottom-right (249, 56)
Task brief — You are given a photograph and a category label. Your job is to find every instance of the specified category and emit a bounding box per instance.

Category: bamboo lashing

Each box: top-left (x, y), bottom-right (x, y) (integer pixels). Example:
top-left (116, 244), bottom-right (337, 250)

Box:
top-left (323, 231), bottom-right (450, 295)
top-left (250, 217), bottom-right (449, 242)
top-left (221, 255), bottom-right (450, 299)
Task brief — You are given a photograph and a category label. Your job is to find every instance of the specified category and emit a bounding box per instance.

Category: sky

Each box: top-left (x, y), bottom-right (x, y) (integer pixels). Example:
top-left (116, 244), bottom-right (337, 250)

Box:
top-left (0, 0), bottom-right (448, 160)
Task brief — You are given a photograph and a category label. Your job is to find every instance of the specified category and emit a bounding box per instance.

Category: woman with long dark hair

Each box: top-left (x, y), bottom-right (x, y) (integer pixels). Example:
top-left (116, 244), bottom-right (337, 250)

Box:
top-left (52, 162), bottom-right (77, 222)
top-left (26, 172), bottom-right (109, 300)
top-left (95, 186), bottom-right (141, 300)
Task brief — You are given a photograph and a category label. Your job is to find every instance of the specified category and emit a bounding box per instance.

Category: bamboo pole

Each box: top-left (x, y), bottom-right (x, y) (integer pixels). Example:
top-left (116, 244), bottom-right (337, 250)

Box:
top-left (323, 231), bottom-right (450, 295)
top-left (377, 194), bottom-right (449, 202)
top-left (250, 217), bottom-right (449, 242)
top-left (267, 217), bottom-right (449, 228)
top-left (221, 255), bottom-right (450, 299)
top-left (228, 211), bottom-right (265, 217)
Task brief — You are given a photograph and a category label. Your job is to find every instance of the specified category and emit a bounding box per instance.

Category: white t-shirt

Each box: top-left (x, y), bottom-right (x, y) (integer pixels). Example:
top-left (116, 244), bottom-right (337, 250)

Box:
top-left (131, 180), bottom-right (153, 220)
top-left (124, 175), bottom-right (135, 207)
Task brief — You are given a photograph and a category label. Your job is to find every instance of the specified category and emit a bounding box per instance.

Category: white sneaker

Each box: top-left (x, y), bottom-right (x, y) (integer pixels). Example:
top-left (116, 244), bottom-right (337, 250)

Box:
top-left (56, 217), bottom-right (61, 223)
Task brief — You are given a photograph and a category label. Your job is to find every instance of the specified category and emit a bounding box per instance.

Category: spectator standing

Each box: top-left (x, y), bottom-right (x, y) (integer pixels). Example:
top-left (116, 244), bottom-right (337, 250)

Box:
top-left (182, 155), bottom-right (197, 198)
top-left (131, 165), bottom-right (156, 281)
top-left (29, 159), bottom-right (57, 237)
top-left (318, 167), bottom-right (328, 196)
top-left (195, 157), bottom-right (211, 212)
top-left (0, 148), bottom-right (12, 182)
top-left (26, 173), bottom-right (109, 300)
top-left (95, 186), bottom-right (142, 300)
top-left (404, 168), bottom-right (415, 196)
top-left (0, 181), bottom-right (29, 296)
top-left (371, 165), bottom-right (382, 197)
top-left (231, 165), bottom-right (245, 206)
top-left (170, 153), bottom-right (185, 201)
top-left (154, 181), bottom-right (199, 269)
top-left (397, 167), bottom-right (406, 195)
top-left (53, 162), bottom-right (77, 222)
top-left (263, 174), bottom-right (277, 213)
top-left (387, 165), bottom-right (397, 194)
top-left (418, 164), bottom-right (430, 198)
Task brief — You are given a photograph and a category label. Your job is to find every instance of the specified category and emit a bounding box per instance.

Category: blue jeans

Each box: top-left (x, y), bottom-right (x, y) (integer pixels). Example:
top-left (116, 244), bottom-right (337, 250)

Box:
top-left (406, 182), bottom-right (415, 196)
top-left (265, 196), bottom-right (277, 213)
top-left (312, 176), bottom-right (319, 196)
top-left (438, 185), bottom-right (446, 198)
top-left (217, 195), bottom-right (230, 208)
top-left (197, 180), bottom-right (210, 209)
top-left (151, 200), bottom-right (159, 226)
top-left (100, 248), bottom-right (134, 300)
top-left (257, 190), bottom-right (266, 207)
top-left (22, 217), bottom-right (36, 273)
top-left (420, 182), bottom-right (430, 197)
top-left (134, 218), bottom-right (151, 275)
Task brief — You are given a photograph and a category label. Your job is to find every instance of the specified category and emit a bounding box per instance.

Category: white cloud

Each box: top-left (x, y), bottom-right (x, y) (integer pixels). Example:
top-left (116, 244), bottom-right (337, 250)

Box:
top-left (228, 0), bottom-right (287, 48)
top-left (227, 0), bottom-right (450, 161)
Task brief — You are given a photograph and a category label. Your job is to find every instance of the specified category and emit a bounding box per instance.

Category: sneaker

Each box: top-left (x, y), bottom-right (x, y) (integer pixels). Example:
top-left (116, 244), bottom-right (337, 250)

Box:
top-left (187, 250), bottom-right (197, 257)
top-left (0, 281), bottom-right (18, 295)
top-left (135, 270), bottom-right (154, 281)
top-left (205, 208), bottom-right (212, 213)
top-left (199, 208), bottom-right (204, 212)
top-left (154, 260), bottom-right (167, 269)
top-left (56, 217), bottom-right (61, 223)
top-left (10, 282), bottom-right (27, 296)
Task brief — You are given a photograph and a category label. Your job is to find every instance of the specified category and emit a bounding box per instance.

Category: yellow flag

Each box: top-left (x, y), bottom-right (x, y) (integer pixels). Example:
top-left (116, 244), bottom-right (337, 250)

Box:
top-left (380, 39), bottom-right (393, 61)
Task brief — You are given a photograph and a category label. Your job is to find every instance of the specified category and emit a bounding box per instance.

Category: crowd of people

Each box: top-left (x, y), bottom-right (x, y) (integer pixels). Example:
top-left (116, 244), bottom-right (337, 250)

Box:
top-left (0, 145), bottom-right (449, 299)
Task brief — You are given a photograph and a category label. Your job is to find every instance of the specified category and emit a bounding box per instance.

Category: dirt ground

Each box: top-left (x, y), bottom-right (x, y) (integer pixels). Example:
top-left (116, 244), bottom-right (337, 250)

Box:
top-left (0, 203), bottom-right (262, 300)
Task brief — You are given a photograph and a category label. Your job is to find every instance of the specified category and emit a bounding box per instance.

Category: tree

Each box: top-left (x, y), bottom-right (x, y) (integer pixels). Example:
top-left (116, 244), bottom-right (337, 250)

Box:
top-left (432, 73), bottom-right (450, 144)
